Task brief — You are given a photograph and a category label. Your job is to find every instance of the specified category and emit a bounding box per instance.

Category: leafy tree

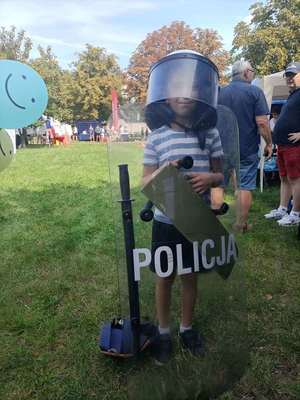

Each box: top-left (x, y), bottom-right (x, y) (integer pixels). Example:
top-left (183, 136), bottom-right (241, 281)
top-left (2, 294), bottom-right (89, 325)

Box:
top-left (232, 0), bottom-right (300, 75)
top-left (0, 26), bottom-right (32, 61)
top-left (126, 21), bottom-right (230, 102)
top-left (0, 26), bottom-right (33, 147)
top-left (30, 46), bottom-right (74, 122)
top-left (71, 44), bottom-right (123, 121)
top-left (193, 28), bottom-right (230, 84)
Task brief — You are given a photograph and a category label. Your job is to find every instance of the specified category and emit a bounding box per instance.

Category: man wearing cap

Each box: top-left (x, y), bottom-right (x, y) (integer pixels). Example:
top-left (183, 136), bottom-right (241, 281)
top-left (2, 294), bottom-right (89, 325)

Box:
top-left (218, 60), bottom-right (273, 232)
top-left (266, 62), bottom-right (300, 226)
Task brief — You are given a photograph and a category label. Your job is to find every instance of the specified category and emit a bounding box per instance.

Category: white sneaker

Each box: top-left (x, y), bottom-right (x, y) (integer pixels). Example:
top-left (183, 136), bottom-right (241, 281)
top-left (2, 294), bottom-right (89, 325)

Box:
top-left (277, 213), bottom-right (300, 226)
top-left (264, 208), bottom-right (287, 220)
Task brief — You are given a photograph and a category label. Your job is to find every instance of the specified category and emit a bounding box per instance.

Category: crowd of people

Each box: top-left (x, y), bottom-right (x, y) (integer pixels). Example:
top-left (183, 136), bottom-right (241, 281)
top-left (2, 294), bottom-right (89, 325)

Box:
top-left (264, 62), bottom-right (300, 226)
top-left (72, 124), bottom-right (108, 142)
top-left (214, 60), bottom-right (300, 230)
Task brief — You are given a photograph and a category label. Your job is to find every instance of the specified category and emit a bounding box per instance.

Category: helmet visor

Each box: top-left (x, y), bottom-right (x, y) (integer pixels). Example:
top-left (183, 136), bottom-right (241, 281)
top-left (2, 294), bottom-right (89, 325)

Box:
top-left (146, 54), bottom-right (219, 109)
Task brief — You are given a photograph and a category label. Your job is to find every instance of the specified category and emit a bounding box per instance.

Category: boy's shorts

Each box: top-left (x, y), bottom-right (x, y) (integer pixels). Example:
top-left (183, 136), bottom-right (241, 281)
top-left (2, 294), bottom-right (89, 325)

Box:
top-left (150, 220), bottom-right (207, 274)
top-left (239, 153), bottom-right (259, 191)
top-left (277, 145), bottom-right (300, 179)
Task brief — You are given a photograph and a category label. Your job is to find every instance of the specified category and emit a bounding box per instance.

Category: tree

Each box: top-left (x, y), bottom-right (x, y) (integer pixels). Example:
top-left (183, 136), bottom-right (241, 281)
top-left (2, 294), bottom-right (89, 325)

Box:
top-left (126, 21), bottom-right (194, 102)
top-left (0, 26), bottom-right (32, 61)
top-left (71, 44), bottom-right (123, 121)
top-left (126, 21), bottom-right (230, 102)
top-left (0, 26), bottom-right (33, 147)
top-left (232, 0), bottom-right (300, 75)
top-left (193, 28), bottom-right (230, 85)
top-left (30, 46), bottom-right (74, 122)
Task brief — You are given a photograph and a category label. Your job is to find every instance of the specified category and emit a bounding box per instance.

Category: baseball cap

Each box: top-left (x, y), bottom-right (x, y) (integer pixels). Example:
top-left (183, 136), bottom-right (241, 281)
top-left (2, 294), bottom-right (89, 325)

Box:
top-left (285, 61), bottom-right (300, 75)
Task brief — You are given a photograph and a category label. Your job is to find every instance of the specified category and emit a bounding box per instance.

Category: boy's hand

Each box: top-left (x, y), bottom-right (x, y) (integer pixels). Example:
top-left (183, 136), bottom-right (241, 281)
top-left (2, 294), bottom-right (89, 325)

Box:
top-left (186, 172), bottom-right (214, 193)
top-left (169, 160), bottom-right (180, 168)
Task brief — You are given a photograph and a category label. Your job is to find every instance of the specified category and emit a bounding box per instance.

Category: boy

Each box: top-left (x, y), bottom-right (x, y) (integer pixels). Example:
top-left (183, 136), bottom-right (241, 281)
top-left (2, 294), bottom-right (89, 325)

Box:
top-left (142, 50), bottom-right (224, 364)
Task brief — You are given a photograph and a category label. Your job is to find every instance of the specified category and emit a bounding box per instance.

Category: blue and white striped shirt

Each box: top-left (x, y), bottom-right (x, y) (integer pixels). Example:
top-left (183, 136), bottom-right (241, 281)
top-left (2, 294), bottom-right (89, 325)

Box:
top-left (143, 125), bottom-right (223, 223)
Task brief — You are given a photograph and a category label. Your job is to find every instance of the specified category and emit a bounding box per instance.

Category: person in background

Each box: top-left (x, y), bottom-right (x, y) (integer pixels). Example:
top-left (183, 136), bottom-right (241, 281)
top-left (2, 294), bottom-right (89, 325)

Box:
top-left (88, 125), bottom-right (95, 142)
top-left (95, 124), bottom-right (102, 142)
top-left (218, 60), bottom-right (272, 233)
top-left (100, 126), bottom-right (105, 142)
top-left (269, 104), bottom-right (282, 134)
top-left (71, 125), bottom-right (78, 141)
top-left (265, 62), bottom-right (300, 226)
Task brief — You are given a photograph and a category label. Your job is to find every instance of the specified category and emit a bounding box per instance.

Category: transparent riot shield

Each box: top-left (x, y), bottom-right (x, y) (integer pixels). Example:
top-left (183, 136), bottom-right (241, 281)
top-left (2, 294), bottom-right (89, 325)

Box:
top-left (105, 103), bottom-right (248, 400)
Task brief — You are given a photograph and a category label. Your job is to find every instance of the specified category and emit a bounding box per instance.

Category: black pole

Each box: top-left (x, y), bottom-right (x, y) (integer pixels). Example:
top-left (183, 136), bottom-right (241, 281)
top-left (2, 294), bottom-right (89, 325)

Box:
top-left (118, 164), bottom-right (140, 354)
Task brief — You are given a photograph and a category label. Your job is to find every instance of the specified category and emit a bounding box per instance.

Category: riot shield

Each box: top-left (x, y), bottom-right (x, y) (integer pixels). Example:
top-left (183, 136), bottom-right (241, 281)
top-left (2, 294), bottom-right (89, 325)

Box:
top-left (0, 129), bottom-right (14, 173)
top-left (105, 103), bottom-right (248, 400)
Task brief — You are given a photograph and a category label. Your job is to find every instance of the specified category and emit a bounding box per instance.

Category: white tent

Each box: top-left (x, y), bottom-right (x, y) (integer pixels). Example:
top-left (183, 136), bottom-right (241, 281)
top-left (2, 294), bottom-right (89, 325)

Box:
top-left (252, 71), bottom-right (289, 191)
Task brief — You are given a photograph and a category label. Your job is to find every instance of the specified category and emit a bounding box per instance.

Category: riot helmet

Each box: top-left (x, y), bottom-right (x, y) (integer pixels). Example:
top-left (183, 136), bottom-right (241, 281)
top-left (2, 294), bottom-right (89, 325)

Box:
top-left (145, 50), bottom-right (219, 139)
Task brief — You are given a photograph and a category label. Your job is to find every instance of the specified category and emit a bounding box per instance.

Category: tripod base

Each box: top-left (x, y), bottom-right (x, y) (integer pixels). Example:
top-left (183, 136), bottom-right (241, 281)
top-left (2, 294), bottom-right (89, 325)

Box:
top-left (99, 318), bottom-right (157, 358)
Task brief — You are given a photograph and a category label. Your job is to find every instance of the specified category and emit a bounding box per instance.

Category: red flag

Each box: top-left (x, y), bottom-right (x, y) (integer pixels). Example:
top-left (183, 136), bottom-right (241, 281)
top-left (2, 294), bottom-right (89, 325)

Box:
top-left (111, 89), bottom-right (120, 132)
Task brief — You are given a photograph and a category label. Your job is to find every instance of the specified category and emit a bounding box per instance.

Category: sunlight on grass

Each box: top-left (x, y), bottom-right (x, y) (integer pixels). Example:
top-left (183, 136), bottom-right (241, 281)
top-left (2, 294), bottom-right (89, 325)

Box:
top-left (0, 142), bottom-right (299, 400)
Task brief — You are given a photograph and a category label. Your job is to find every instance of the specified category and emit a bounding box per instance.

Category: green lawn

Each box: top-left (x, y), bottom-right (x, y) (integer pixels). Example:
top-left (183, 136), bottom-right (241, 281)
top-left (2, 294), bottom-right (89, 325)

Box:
top-left (0, 142), bottom-right (299, 400)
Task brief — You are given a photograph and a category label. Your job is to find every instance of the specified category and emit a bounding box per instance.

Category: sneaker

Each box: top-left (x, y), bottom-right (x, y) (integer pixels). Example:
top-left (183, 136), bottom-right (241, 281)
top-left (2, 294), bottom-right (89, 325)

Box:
top-left (151, 333), bottom-right (172, 365)
top-left (264, 208), bottom-right (287, 220)
top-left (277, 213), bottom-right (300, 226)
top-left (179, 329), bottom-right (204, 356)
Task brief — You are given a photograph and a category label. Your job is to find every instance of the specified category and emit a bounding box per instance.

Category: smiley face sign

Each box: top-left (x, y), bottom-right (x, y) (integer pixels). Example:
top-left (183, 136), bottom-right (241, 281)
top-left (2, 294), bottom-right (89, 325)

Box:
top-left (0, 60), bottom-right (48, 129)
top-left (0, 129), bottom-right (14, 172)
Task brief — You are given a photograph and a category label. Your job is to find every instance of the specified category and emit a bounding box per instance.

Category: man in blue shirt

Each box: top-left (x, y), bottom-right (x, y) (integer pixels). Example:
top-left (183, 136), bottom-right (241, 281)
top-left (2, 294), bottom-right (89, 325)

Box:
top-left (218, 60), bottom-right (272, 232)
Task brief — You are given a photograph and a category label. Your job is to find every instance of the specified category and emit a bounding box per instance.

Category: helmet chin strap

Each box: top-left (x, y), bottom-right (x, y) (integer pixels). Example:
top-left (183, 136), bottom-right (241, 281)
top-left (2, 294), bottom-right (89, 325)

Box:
top-left (171, 119), bottom-right (192, 132)
top-left (170, 119), bottom-right (206, 150)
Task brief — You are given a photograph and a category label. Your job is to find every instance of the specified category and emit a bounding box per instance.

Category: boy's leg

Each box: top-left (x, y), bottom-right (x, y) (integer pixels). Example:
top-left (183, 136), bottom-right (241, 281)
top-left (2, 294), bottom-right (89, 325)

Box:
top-left (180, 272), bottom-right (198, 327)
top-left (210, 187), bottom-right (224, 210)
top-left (152, 274), bottom-right (175, 364)
top-left (155, 274), bottom-right (176, 328)
top-left (179, 273), bottom-right (204, 355)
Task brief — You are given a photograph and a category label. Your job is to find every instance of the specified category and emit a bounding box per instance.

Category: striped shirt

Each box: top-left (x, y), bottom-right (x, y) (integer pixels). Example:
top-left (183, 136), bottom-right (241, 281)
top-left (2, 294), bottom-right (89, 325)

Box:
top-left (143, 125), bottom-right (223, 224)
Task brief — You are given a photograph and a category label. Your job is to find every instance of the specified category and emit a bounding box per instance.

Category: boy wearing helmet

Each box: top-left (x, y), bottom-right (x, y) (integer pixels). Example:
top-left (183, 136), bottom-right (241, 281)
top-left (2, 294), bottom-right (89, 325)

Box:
top-left (142, 50), bottom-right (225, 364)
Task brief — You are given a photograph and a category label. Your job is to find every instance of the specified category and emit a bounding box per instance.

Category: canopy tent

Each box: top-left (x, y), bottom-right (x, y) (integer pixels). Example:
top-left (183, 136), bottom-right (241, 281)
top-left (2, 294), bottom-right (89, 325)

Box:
top-left (252, 71), bottom-right (289, 191)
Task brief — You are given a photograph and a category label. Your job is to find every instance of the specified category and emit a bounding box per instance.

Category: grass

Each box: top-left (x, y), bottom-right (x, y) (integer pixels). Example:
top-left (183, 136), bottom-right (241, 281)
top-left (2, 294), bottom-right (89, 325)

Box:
top-left (0, 142), bottom-right (299, 400)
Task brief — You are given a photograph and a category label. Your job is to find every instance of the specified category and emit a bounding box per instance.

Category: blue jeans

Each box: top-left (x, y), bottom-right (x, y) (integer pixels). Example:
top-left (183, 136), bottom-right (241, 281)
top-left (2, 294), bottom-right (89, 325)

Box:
top-left (239, 153), bottom-right (259, 190)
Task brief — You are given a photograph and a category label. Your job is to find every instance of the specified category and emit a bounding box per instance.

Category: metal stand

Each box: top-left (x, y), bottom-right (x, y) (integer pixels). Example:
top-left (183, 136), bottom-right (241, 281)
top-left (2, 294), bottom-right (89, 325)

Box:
top-left (118, 164), bottom-right (140, 354)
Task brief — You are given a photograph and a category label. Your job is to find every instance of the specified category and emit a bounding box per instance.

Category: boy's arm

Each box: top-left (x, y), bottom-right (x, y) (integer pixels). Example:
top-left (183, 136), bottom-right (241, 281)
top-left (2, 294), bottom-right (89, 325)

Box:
top-left (210, 157), bottom-right (224, 187)
top-left (141, 164), bottom-right (158, 186)
top-left (187, 157), bottom-right (224, 194)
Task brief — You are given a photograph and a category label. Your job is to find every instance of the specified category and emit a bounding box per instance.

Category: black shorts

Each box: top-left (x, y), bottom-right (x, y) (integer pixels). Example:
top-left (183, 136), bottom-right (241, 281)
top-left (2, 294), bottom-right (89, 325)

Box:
top-left (150, 220), bottom-right (206, 274)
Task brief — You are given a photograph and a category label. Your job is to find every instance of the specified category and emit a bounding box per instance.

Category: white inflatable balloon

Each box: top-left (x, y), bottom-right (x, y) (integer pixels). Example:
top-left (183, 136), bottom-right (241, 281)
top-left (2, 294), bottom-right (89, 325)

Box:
top-left (0, 129), bottom-right (14, 172)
